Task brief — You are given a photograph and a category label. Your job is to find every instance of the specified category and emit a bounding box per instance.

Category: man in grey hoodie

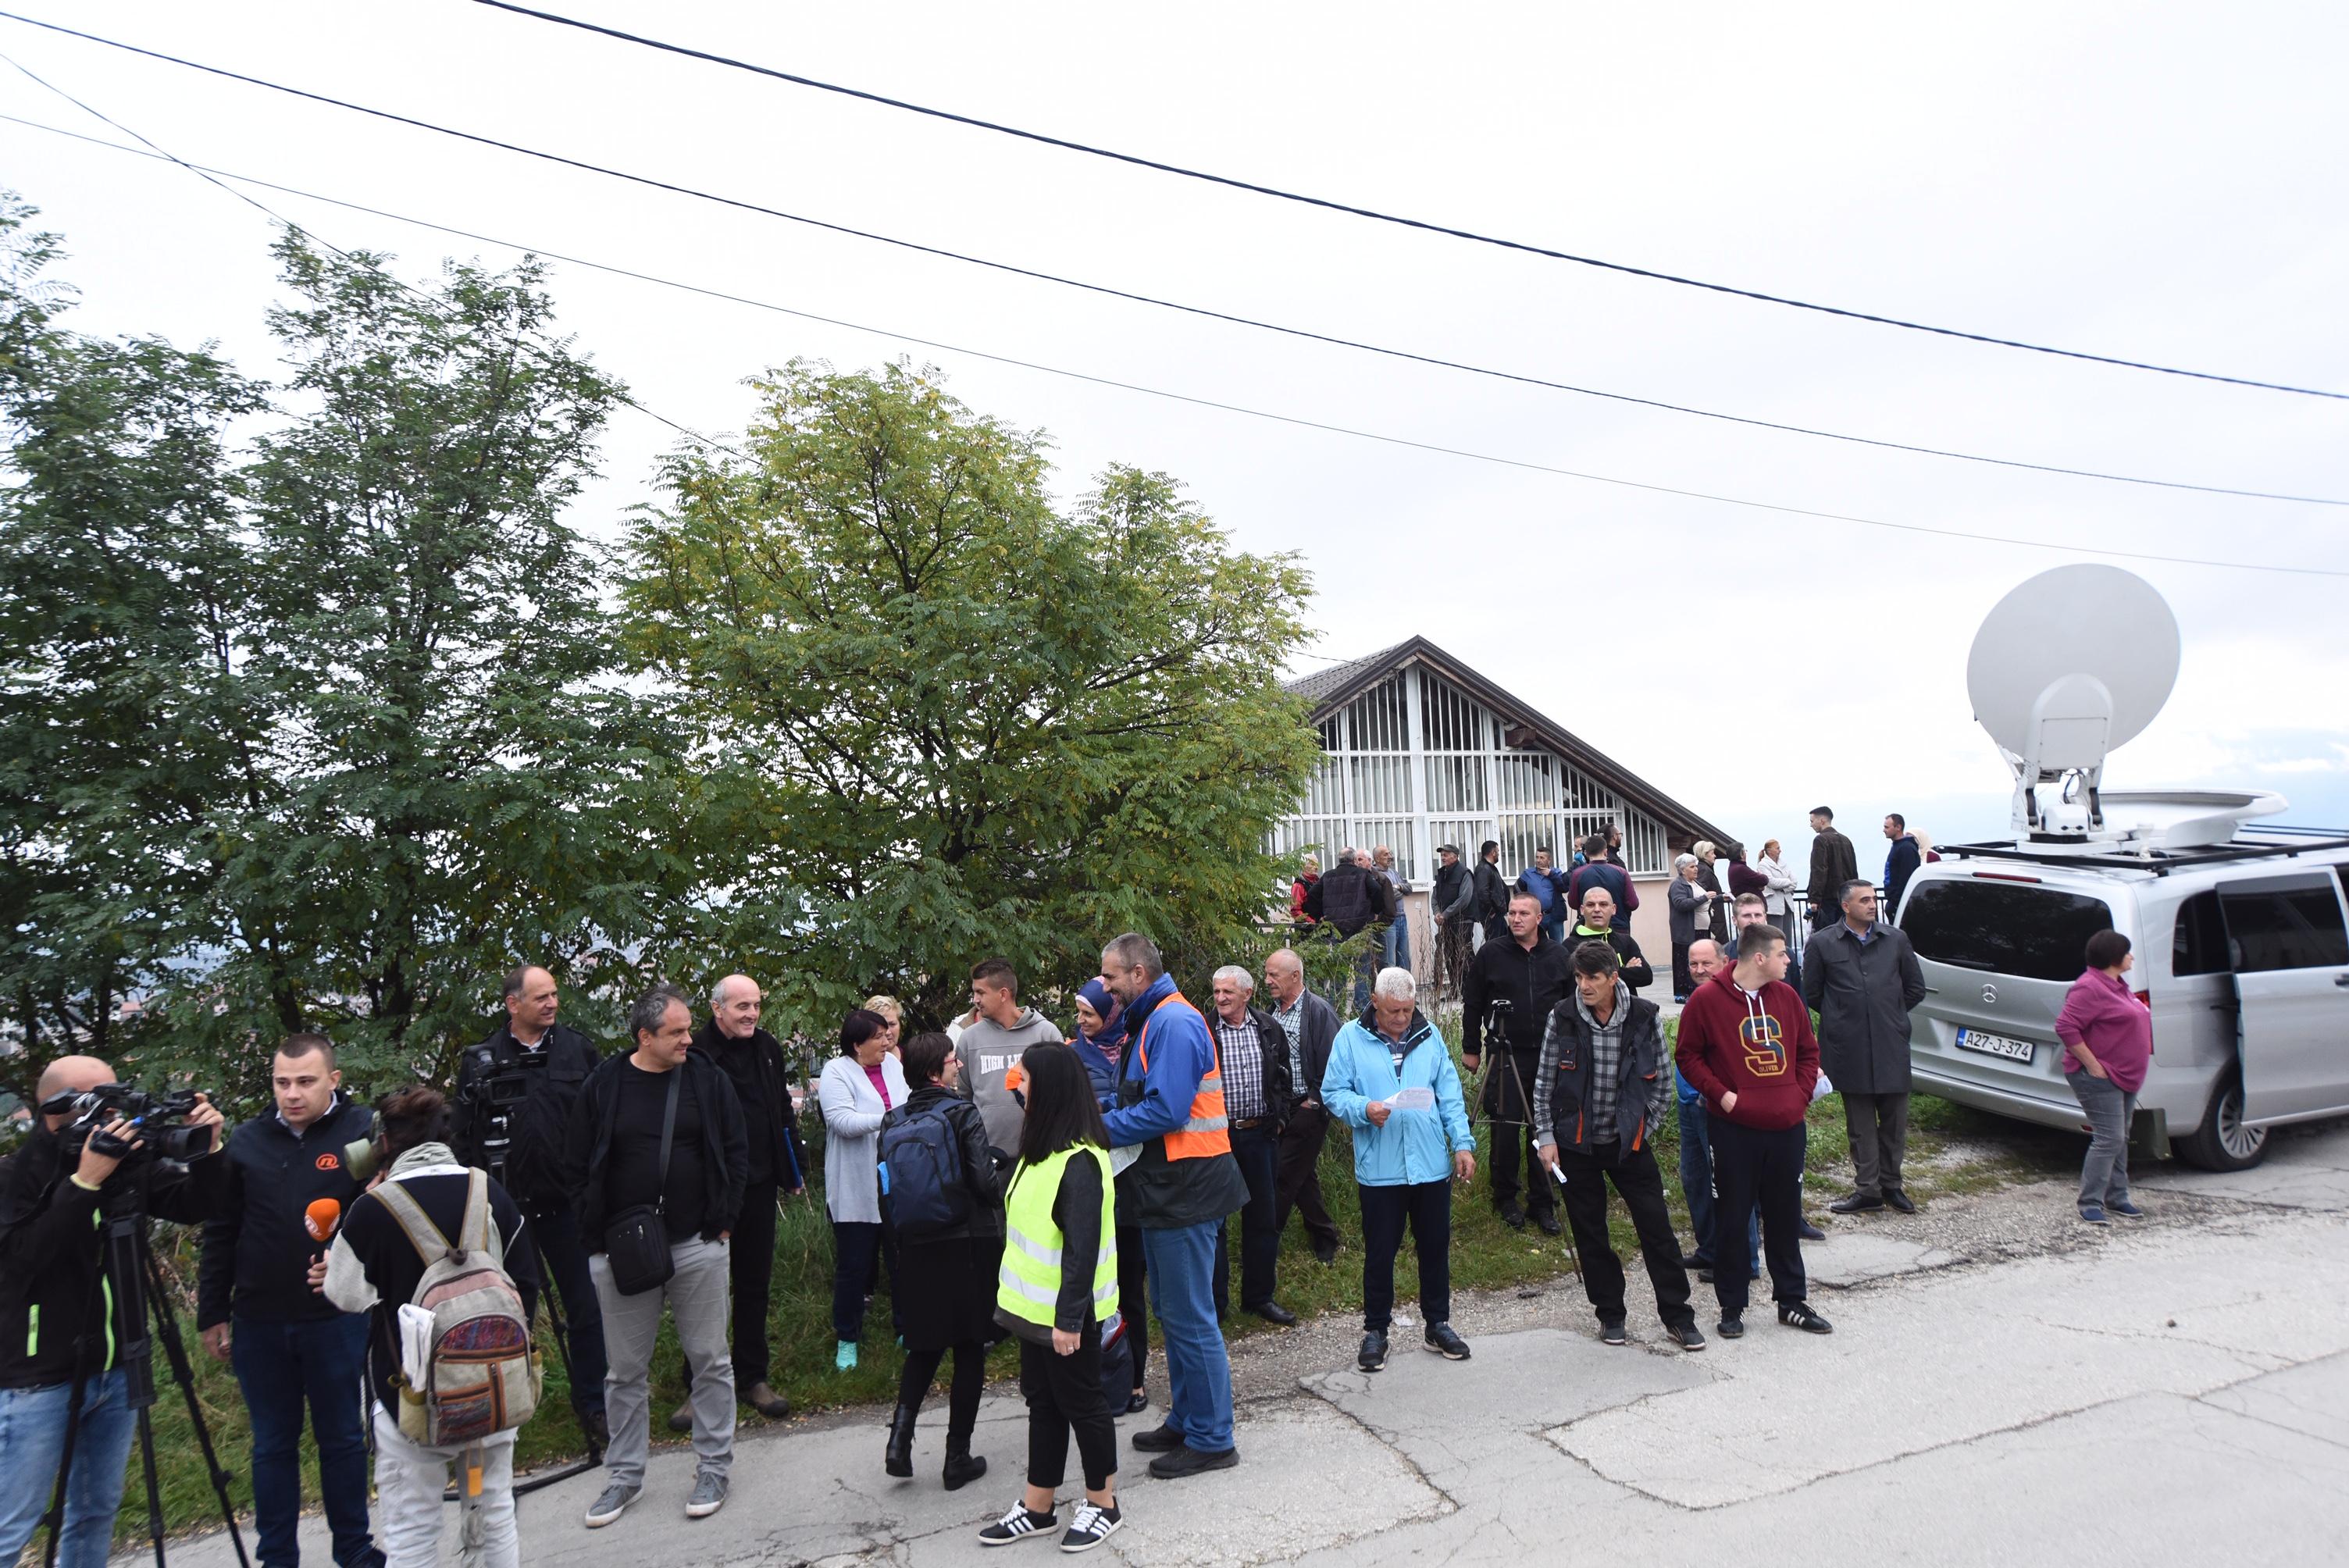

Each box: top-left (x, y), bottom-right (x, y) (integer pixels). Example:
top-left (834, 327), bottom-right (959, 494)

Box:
top-left (959, 958), bottom-right (1065, 1156)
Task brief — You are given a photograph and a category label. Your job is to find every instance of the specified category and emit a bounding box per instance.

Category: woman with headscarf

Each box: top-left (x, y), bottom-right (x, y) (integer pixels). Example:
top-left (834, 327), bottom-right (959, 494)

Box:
top-left (1068, 978), bottom-right (1150, 1414)
top-left (820, 1008), bottom-right (910, 1370)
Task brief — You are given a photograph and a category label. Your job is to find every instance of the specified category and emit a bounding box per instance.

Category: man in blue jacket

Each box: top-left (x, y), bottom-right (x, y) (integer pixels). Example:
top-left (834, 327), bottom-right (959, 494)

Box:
top-left (1100, 932), bottom-right (1250, 1481)
top-left (1320, 968), bottom-right (1476, 1373)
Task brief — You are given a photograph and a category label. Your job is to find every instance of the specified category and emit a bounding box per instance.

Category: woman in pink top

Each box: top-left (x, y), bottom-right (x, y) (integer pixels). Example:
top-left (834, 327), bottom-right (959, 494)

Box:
top-left (2054, 930), bottom-right (2154, 1224)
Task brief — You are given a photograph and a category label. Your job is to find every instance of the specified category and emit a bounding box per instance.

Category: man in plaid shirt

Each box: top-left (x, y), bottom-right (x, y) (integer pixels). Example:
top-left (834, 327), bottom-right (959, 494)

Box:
top-left (1208, 966), bottom-right (1296, 1324)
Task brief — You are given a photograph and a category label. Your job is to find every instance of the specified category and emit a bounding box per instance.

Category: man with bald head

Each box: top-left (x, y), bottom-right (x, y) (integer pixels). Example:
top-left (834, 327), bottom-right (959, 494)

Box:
top-left (683, 975), bottom-right (807, 1425)
top-left (453, 963), bottom-right (610, 1442)
top-left (1264, 948), bottom-right (1343, 1264)
top-left (1, 1057), bottom-right (225, 1568)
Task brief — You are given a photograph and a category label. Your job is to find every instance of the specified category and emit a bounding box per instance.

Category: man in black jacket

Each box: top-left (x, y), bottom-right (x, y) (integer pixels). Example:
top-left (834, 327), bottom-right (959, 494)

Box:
top-left (1533, 943), bottom-right (1702, 1351)
top-left (0, 1056), bottom-right (226, 1568)
top-left (451, 963), bottom-right (608, 1438)
top-left (1470, 840), bottom-right (1510, 946)
top-left (1460, 891), bottom-right (1573, 1235)
top-left (1430, 845), bottom-right (1472, 1000)
top-left (197, 1034), bottom-right (382, 1568)
top-left (565, 982), bottom-right (750, 1529)
top-left (1805, 807), bottom-right (1859, 932)
top-left (1303, 849), bottom-right (1396, 1012)
top-left (1568, 886), bottom-right (1656, 992)
top-left (1264, 948), bottom-right (1344, 1263)
top-left (1206, 965), bottom-right (1298, 1325)
top-left (673, 974), bottom-right (808, 1430)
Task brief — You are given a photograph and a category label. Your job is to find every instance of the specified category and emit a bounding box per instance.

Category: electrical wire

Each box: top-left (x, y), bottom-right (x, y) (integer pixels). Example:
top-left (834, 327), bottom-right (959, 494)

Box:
top-left (0, 11), bottom-right (2333, 508)
top-left (6, 111), bottom-right (2341, 582)
top-left (0, 41), bottom-right (742, 460)
top-left (469, 0), bottom-right (2349, 404)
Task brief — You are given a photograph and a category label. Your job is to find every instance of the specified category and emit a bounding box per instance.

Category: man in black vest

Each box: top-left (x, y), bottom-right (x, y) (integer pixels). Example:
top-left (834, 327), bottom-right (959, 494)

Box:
top-left (1461, 891), bottom-right (1571, 1235)
top-left (1534, 942), bottom-right (1702, 1351)
top-left (673, 974), bottom-right (808, 1431)
top-left (451, 964), bottom-right (608, 1441)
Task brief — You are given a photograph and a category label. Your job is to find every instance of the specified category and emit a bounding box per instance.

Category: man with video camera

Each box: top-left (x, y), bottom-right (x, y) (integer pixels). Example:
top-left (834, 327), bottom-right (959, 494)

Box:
top-left (451, 964), bottom-right (608, 1443)
top-left (0, 1056), bottom-right (226, 1568)
top-left (198, 1034), bottom-right (382, 1568)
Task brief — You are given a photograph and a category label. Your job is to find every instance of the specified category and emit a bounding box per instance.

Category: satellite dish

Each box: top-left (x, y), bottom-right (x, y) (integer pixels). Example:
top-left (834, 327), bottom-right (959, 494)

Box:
top-left (1966, 565), bottom-right (2180, 840)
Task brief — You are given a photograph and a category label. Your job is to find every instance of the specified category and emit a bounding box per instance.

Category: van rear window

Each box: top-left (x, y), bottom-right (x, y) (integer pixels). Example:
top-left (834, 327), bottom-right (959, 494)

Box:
top-left (1899, 878), bottom-right (2115, 982)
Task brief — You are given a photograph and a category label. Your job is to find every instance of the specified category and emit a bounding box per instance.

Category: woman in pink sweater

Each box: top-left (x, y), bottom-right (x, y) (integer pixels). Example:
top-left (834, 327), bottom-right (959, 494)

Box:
top-left (2053, 929), bottom-right (2154, 1224)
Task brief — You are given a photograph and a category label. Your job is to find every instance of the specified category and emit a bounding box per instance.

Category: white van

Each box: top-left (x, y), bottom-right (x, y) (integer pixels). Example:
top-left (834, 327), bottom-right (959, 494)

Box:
top-left (1899, 817), bottom-right (2349, 1171)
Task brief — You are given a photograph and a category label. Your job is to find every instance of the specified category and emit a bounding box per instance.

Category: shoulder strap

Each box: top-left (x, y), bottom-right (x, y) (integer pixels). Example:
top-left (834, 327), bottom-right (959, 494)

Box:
top-left (657, 1067), bottom-right (681, 1188)
top-left (372, 1178), bottom-right (453, 1264)
top-left (458, 1168), bottom-right (491, 1255)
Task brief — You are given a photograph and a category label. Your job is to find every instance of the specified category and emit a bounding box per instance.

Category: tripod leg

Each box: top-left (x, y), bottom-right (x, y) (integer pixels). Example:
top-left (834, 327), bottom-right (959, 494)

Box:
top-left (536, 1268), bottom-right (601, 1464)
top-left (144, 1248), bottom-right (254, 1568)
top-left (135, 1403), bottom-right (167, 1568)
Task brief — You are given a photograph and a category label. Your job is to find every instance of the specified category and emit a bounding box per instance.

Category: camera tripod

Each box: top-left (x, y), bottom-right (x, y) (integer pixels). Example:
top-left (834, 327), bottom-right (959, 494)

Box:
top-left (1471, 1014), bottom-right (1581, 1281)
top-left (42, 1194), bottom-right (250, 1568)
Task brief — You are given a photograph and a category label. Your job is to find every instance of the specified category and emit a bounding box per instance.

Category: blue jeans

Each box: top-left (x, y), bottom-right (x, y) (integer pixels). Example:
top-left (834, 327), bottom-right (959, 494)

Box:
top-left (1380, 911), bottom-right (1413, 975)
top-left (1142, 1221), bottom-right (1234, 1453)
top-left (232, 1315), bottom-right (377, 1568)
top-left (1676, 1098), bottom-right (1758, 1274)
top-left (0, 1369), bottom-right (135, 1568)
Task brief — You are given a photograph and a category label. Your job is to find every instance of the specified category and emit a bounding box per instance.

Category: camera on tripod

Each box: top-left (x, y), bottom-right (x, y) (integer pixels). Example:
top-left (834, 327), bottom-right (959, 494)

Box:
top-left (1483, 993), bottom-right (1514, 1042)
top-left (39, 1082), bottom-right (216, 1167)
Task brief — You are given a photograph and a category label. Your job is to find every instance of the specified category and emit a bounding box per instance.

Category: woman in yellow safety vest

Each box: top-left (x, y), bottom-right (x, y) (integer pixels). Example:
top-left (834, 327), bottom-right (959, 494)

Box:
top-left (979, 1043), bottom-right (1124, 1553)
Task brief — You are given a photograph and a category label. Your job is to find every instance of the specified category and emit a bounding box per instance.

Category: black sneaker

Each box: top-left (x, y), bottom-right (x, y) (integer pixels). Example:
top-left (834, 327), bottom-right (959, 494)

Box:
top-left (1533, 1211), bottom-right (1564, 1237)
top-left (1599, 1318), bottom-right (1628, 1346)
top-left (1424, 1321), bottom-right (1471, 1360)
top-left (1669, 1323), bottom-right (1707, 1352)
top-left (1498, 1202), bottom-right (1527, 1229)
top-left (1059, 1500), bottom-right (1121, 1554)
top-left (1148, 1444), bottom-right (1238, 1480)
top-left (1130, 1421), bottom-right (1185, 1453)
top-left (1313, 1239), bottom-right (1339, 1265)
top-left (978, 1502), bottom-right (1058, 1545)
top-left (1717, 1315), bottom-right (1745, 1339)
top-left (1358, 1330), bottom-right (1389, 1372)
top-left (1778, 1301), bottom-right (1834, 1335)
top-left (1797, 1220), bottom-right (1827, 1242)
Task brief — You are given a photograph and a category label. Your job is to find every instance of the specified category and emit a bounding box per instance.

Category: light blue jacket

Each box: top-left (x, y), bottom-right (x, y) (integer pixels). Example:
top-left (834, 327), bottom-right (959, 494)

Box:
top-left (1321, 1010), bottom-right (1474, 1187)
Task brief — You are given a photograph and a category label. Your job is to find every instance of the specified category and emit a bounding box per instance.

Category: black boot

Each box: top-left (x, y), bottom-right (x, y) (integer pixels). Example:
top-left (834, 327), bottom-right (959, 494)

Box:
top-left (942, 1439), bottom-right (988, 1491)
top-left (884, 1402), bottom-right (919, 1478)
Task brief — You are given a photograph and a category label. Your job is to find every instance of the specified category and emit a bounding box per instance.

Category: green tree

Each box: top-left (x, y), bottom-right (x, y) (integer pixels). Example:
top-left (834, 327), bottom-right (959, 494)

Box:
top-left (623, 361), bottom-right (1320, 1030)
top-left (0, 194), bottom-right (268, 1103)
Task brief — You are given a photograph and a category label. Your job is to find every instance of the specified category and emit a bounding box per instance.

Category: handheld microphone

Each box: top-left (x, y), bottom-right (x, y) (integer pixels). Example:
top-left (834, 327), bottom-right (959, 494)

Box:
top-left (304, 1197), bottom-right (343, 1244)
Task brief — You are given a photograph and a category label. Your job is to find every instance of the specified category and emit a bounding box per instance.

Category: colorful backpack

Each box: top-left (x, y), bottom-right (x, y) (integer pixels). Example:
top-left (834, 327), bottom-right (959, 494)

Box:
top-left (372, 1169), bottom-right (540, 1449)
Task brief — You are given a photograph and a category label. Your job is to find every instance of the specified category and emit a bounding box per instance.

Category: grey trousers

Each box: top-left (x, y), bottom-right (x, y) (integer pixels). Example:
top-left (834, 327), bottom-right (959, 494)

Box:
top-left (1841, 1091), bottom-right (1909, 1199)
top-left (591, 1236), bottom-right (735, 1487)
top-left (2069, 1071), bottom-right (2137, 1210)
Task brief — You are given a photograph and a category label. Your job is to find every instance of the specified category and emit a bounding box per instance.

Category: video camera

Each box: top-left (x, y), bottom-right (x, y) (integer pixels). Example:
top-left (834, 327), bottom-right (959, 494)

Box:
top-left (38, 1082), bottom-right (214, 1167)
top-left (454, 1042), bottom-right (546, 1180)
top-left (1481, 993), bottom-right (1513, 1046)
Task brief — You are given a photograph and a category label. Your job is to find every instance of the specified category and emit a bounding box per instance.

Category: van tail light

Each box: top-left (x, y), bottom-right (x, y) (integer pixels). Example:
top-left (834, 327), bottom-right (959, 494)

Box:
top-left (2134, 990), bottom-right (2151, 1009)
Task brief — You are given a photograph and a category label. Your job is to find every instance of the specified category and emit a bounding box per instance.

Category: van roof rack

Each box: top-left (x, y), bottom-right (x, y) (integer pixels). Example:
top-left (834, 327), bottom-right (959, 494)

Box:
top-left (1934, 834), bottom-right (2349, 876)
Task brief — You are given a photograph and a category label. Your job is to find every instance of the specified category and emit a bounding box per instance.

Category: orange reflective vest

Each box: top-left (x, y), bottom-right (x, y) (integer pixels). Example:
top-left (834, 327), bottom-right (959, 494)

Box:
top-left (1134, 992), bottom-right (1231, 1161)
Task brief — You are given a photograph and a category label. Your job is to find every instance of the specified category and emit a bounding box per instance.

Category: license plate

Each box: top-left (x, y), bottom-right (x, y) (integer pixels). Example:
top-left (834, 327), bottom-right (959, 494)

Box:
top-left (1955, 1028), bottom-right (2035, 1064)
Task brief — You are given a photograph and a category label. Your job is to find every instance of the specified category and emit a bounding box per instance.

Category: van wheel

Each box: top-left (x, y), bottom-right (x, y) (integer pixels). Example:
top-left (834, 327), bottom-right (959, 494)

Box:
top-left (2176, 1069), bottom-right (2269, 1172)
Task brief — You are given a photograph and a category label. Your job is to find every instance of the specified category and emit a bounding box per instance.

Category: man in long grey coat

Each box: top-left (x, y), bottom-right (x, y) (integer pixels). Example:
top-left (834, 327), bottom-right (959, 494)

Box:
top-left (1804, 880), bottom-right (1927, 1214)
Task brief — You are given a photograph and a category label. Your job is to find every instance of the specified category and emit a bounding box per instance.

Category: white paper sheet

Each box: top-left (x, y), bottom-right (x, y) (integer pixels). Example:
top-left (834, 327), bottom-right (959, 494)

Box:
top-left (1384, 1087), bottom-right (1435, 1111)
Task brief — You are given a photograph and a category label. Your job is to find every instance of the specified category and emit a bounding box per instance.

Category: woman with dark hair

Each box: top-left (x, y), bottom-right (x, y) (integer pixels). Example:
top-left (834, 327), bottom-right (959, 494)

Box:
top-left (2055, 930), bottom-right (2153, 1225)
top-left (820, 1008), bottom-right (910, 1371)
top-left (881, 1032), bottom-right (1004, 1490)
top-left (1066, 980), bottom-right (1150, 1413)
top-left (977, 1045), bottom-right (1124, 1552)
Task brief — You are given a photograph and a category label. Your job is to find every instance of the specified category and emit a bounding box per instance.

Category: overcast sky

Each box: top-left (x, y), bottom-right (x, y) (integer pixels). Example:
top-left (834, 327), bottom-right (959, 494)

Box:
top-left (9, 2), bottom-right (2345, 876)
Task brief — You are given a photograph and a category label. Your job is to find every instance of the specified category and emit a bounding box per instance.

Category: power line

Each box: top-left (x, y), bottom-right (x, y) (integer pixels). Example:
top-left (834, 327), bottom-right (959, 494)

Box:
top-left (0, 36), bottom-right (742, 460)
top-left (469, 0), bottom-right (2349, 404)
top-left (8, 112), bottom-right (2342, 583)
top-left (0, 12), bottom-right (2333, 508)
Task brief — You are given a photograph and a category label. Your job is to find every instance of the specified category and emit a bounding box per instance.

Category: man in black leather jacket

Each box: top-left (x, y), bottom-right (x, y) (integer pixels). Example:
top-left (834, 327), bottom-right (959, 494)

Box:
top-left (451, 963), bottom-right (608, 1438)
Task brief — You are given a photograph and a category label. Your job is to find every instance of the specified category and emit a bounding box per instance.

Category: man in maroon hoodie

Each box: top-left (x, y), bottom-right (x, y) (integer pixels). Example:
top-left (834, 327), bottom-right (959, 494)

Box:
top-left (1674, 923), bottom-right (1833, 1339)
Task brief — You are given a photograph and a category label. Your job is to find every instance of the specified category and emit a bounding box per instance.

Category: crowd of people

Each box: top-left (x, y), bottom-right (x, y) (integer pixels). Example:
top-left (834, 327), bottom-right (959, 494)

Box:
top-left (0, 796), bottom-right (2141, 1566)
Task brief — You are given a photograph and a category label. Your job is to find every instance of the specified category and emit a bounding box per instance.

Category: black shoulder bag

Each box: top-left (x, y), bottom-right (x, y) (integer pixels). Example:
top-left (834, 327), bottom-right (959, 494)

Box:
top-left (602, 1068), bottom-right (680, 1296)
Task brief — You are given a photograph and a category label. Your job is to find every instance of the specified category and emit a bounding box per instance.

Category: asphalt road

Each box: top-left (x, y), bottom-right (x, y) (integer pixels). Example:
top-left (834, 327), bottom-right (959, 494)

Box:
top-left (135, 1120), bottom-right (2349, 1566)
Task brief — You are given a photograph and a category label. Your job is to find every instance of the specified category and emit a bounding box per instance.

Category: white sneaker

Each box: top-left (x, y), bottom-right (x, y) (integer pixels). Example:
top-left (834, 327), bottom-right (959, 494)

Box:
top-left (584, 1482), bottom-right (639, 1528)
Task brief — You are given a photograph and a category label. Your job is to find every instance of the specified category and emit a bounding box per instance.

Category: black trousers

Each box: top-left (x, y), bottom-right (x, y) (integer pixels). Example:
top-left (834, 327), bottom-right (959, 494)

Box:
top-left (520, 1202), bottom-right (608, 1415)
top-left (1115, 1224), bottom-right (1148, 1392)
top-left (1021, 1321), bottom-right (1117, 1491)
top-left (1213, 1123), bottom-right (1282, 1313)
top-left (899, 1340), bottom-right (986, 1449)
top-left (832, 1219), bottom-right (901, 1343)
top-left (1485, 1074), bottom-right (1555, 1221)
top-left (728, 1181), bottom-right (778, 1384)
top-left (1552, 1139), bottom-right (1694, 1330)
top-left (1708, 1117), bottom-right (1809, 1317)
top-left (1359, 1179), bottom-right (1452, 1331)
top-left (1275, 1106), bottom-right (1340, 1253)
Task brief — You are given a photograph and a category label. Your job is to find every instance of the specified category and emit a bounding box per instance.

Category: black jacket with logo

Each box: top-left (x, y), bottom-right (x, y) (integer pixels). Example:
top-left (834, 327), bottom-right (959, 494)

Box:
top-left (450, 1020), bottom-right (604, 1211)
top-left (198, 1096), bottom-right (376, 1330)
top-left (2, 1122), bottom-right (227, 1388)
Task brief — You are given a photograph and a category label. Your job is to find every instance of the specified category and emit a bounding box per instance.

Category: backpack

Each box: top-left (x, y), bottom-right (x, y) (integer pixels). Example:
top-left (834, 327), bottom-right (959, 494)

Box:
top-left (879, 1100), bottom-right (971, 1238)
top-left (372, 1169), bottom-right (540, 1449)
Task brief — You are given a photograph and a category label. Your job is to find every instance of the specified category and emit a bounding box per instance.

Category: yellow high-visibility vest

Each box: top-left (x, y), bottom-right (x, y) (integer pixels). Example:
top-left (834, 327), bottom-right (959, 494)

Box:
top-left (996, 1144), bottom-right (1118, 1328)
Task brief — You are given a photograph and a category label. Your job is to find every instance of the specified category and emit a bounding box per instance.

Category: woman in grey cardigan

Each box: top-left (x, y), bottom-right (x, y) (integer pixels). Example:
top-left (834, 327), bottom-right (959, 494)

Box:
top-left (821, 1008), bottom-right (911, 1370)
top-left (1667, 853), bottom-right (1714, 1001)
